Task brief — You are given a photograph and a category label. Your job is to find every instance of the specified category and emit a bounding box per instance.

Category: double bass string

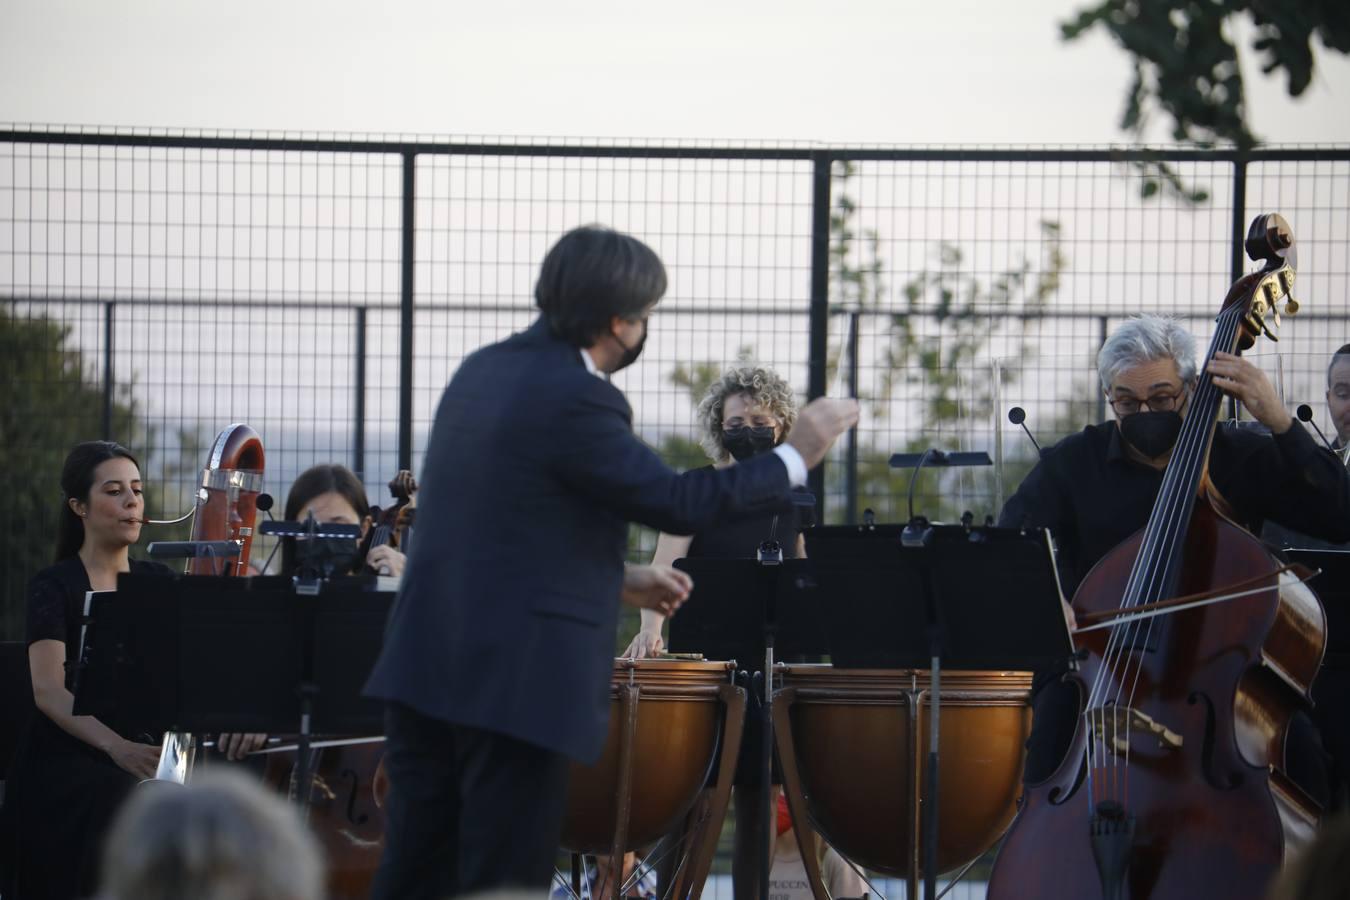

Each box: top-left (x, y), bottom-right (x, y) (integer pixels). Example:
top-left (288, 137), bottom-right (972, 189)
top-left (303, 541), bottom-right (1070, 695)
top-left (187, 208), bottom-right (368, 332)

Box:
top-left (1097, 310), bottom-right (1239, 791)
top-left (1081, 305), bottom-right (1245, 805)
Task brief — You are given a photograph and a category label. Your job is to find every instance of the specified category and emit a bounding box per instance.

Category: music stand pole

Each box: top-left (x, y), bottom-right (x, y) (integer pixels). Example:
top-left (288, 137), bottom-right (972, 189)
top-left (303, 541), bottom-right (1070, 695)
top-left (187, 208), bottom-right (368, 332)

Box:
top-left (758, 539), bottom-right (783, 900)
top-left (921, 540), bottom-right (942, 900)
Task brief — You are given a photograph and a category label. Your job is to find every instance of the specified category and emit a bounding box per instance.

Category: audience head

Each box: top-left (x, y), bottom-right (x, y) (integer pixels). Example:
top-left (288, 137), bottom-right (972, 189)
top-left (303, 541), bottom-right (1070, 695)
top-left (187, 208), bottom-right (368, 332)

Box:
top-left (1266, 813), bottom-right (1350, 900)
top-left (100, 770), bottom-right (324, 900)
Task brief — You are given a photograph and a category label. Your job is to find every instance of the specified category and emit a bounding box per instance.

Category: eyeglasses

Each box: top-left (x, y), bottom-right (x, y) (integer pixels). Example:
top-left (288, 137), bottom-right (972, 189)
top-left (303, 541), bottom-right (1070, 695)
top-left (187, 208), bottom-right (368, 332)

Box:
top-left (1109, 391), bottom-right (1185, 415)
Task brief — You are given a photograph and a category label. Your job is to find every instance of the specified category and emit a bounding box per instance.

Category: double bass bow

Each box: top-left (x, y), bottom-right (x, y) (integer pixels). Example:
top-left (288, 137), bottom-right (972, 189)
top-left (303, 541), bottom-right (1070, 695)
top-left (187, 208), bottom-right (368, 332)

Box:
top-left (987, 214), bottom-right (1325, 900)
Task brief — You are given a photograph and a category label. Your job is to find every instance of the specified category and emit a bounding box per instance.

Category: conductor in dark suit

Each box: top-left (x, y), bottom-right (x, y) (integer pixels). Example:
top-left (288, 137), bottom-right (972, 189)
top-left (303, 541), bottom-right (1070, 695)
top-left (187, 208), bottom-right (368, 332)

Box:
top-left (365, 225), bottom-right (858, 899)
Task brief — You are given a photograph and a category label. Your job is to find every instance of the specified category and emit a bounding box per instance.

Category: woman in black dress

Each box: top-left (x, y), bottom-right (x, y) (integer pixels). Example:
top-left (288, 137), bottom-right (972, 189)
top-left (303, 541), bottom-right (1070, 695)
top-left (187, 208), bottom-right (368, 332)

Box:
top-left (0, 441), bottom-right (171, 899)
top-left (621, 365), bottom-right (806, 900)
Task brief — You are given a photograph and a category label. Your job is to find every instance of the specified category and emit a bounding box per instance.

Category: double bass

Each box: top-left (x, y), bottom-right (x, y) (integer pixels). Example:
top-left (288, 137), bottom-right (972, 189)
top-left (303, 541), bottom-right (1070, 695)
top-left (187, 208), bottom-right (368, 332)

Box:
top-left (987, 214), bottom-right (1324, 899)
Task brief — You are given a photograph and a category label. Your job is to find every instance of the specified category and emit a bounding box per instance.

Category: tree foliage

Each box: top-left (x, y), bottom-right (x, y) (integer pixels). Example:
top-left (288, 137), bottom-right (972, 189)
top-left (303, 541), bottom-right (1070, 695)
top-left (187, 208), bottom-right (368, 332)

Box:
top-left (826, 164), bottom-right (1069, 523)
top-left (0, 305), bottom-right (193, 639)
top-left (1064, 0), bottom-right (1350, 150)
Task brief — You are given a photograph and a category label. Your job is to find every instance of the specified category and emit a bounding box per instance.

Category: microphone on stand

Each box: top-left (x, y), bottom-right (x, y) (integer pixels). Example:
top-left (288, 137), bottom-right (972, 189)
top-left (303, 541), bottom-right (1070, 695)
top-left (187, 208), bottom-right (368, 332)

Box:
top-left (255, 494), bottom-right (280, 574)
top-left (1297, 405), bottom-right (1339, 454)
top-left (1008, 407), bottom-right (1043, 458)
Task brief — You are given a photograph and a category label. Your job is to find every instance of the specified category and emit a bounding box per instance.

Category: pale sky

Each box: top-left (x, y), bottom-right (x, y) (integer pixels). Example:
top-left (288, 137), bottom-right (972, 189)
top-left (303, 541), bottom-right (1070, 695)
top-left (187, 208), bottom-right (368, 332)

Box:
top-left (2, 0), bottom-right (1348, 144)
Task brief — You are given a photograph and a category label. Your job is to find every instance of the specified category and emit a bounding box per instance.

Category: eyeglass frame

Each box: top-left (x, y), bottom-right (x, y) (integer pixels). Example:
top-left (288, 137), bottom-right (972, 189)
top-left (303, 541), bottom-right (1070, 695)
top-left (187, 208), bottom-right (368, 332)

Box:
top-left (1107, 387), bottom-right (1189, 416)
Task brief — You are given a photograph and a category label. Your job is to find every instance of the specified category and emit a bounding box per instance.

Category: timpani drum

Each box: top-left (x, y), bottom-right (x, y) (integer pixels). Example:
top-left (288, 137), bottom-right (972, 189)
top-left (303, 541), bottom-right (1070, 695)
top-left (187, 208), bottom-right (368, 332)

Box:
top-left (774, 665), bottom-right (1032, 884)
top-left (560, 658), bottom-right (744, 858)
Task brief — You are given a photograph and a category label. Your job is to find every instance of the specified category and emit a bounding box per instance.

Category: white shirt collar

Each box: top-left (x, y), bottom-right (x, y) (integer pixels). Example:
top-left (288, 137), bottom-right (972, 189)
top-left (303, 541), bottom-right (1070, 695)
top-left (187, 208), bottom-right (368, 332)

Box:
top-left (579, 347), bottom-right (601, 377)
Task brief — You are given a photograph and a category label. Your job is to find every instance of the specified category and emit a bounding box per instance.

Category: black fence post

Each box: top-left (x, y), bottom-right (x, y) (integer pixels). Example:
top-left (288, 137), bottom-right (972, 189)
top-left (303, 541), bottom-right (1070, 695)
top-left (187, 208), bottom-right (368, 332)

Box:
top-left (354, 306), bottom-right (367, 479)
top-left (1096, 314), bottom-right (1109, 424)
top-left (808, 153), bottom-right (833, 523)
top-left (399, 153), bottom-right (417, 472)
top-left (102, 301), bottom-right (115, 439)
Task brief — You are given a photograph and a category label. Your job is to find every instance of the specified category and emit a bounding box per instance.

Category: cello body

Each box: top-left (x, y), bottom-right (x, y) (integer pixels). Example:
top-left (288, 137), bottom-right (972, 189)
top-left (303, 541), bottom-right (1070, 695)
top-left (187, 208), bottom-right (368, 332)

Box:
top-left (987, 501), bottom-right (1323, 899)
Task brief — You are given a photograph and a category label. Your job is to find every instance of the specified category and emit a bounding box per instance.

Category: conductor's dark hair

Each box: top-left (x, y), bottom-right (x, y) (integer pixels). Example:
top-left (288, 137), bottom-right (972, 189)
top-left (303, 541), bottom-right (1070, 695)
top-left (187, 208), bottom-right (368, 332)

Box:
top-left (281, 464), bottom-right (370, 576)
top-left (1329, 343), bottom-right (1350, 387)
top-left (534, 225), bottom-right (667, 347)
top-left (56, 441), bottom-right (141, 561)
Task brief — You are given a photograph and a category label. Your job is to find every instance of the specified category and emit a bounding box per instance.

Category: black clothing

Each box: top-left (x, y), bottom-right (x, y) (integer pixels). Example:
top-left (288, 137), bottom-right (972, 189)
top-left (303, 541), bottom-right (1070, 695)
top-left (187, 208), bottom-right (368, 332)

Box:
top-left (365, 318), bottom-right (793, 763)
top-left (687, 477), bottom-right (804, 562)
top-left (363, 317), bottom-right (797, 898)
top-left (1000, 419), bottom-right (1350, 596)
top-left (999, 419), bottom-right (1350, 794)
top-left (369, 704), bottom-right (571, 900)
top-left (683, 480), bottom-right (808, 788)
top-left (0, 557), bottom-right (171, 900)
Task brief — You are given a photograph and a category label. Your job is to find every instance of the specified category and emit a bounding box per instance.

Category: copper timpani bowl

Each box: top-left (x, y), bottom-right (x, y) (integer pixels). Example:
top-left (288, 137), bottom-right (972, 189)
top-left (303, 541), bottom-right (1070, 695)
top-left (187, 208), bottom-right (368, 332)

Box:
top-left (560, 658), bottom-right (737, 854)
top-left (776, 665), bottom-right (1033, 878)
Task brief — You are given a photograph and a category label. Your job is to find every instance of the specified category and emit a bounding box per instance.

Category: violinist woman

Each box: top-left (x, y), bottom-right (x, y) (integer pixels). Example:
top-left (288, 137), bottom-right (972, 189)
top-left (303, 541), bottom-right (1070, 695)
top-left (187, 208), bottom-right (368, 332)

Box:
top-left (621, 365), bottom-right (809, 900)
top-left (0, 441), bottom-right (173, 900)
top-left (214, 464), bottom-right (406, 760)
top-left (279, 464), bottom-right (406, 579)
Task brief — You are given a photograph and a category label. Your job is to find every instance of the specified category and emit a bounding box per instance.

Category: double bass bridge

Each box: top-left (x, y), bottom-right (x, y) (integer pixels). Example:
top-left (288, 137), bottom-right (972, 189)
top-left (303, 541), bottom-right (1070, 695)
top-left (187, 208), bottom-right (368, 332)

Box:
top-left (1089, 705), bottom-right (1184, 756)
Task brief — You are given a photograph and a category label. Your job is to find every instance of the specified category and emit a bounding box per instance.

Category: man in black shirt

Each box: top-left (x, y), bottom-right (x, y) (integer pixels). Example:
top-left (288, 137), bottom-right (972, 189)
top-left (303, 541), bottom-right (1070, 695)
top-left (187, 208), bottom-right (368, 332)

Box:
top-left (999, 316), bottom-right (1350, 787)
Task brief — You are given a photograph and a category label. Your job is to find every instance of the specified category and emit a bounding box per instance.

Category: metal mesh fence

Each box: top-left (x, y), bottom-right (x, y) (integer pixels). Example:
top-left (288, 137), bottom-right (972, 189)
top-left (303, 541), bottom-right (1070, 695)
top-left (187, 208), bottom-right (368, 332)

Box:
top-left (2, 130), bottom-right (1348, 648)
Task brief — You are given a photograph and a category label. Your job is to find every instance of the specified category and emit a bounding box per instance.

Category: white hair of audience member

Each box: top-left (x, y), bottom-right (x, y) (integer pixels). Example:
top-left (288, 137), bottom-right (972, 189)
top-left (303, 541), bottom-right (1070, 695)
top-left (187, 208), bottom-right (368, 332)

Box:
top-left (1097, 315), bottom-right (1199, 392)
top-left (99, 769), bottom-right (324, 900)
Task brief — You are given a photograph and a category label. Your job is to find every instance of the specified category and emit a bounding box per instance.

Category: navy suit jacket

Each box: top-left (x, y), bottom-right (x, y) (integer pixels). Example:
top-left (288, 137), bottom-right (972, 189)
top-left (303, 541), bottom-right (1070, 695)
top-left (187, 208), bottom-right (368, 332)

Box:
top-left (364, 318), bottom-right (793, 762)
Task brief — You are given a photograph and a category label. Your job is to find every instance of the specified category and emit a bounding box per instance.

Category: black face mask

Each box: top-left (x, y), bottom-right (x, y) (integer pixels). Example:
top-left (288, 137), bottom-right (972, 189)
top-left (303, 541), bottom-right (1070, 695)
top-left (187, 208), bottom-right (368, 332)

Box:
top-left (1119, 410), bottom-right (1184, 460)
top-left (608, 320), bottom-right (647, 373)
top-left (722, 425), bottom-right (777, 462)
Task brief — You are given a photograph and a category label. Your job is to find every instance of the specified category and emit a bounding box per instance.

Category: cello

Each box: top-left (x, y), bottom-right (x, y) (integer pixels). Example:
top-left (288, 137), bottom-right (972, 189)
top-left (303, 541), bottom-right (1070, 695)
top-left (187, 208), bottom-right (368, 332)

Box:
top-left (986, 214), bottom-right (1325, 899)
top-left (254, 469), bottom-right (415, 899)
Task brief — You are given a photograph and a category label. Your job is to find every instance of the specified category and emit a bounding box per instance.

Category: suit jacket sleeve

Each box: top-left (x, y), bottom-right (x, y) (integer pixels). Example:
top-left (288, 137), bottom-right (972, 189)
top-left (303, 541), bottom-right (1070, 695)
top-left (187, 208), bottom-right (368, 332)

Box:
top-left (550, 374), bottom-right (792, 535)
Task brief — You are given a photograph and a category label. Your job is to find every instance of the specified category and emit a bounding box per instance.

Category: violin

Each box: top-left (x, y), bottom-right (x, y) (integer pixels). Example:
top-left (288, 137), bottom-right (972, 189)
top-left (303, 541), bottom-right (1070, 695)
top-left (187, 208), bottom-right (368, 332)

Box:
top-left (987, 214), bottom-right (1324, 900)
top-left (357, 469), bottom-right (417, 574)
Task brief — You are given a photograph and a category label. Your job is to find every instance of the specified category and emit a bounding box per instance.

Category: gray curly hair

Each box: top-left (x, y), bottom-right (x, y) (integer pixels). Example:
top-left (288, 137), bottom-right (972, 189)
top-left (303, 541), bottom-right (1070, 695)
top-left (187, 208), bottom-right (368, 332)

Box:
top-left (1097, 315), bottom-right (1198, 392)
top-left (696, 366), bottom-right (799, 463)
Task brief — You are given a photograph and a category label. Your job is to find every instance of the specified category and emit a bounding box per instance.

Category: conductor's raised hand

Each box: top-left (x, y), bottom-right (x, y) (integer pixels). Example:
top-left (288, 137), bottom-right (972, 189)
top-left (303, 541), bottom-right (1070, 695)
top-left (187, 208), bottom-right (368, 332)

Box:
top-left (621, 564), bottom-right (693, 617)
top-left (787, 398), bottom-right (860, 469)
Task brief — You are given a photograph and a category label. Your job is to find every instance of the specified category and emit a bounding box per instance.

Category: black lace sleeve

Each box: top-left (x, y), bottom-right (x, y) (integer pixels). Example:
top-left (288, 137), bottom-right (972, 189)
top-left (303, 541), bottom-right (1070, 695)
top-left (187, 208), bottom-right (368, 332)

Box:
top-left (26, 570), bottom-right (71, 648)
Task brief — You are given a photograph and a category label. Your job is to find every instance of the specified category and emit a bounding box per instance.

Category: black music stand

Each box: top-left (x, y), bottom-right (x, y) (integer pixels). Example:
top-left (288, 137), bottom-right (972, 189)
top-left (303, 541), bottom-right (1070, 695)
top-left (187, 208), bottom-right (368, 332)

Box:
top-left (669, 554), bottom-right (827, 900)
top-left (803, 523), bottom-right (1073, 900)
top-left (73, 572), bottom-right (393, 804)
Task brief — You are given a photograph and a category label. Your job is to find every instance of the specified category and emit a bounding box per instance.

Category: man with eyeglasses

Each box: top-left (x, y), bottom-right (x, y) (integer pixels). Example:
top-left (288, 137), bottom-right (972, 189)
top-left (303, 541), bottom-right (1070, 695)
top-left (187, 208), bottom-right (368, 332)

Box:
top-left (998, 314), bottom-right (1350, 795)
